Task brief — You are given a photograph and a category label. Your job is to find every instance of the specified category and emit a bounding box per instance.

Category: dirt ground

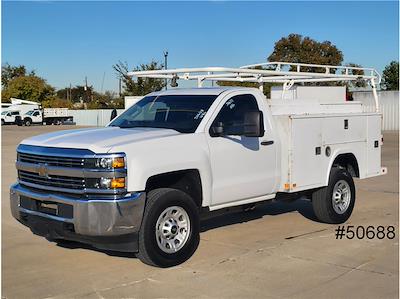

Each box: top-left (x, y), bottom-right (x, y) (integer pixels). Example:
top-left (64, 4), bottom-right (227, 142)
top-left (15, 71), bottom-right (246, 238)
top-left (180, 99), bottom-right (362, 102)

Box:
top-left (1, 125), bottom-right (399, 298)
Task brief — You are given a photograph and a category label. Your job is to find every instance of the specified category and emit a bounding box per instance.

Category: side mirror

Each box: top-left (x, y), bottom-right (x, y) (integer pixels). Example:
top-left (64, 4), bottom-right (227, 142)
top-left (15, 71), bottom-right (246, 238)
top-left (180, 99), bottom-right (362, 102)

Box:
top-left (244, 111), bottom-right (264, 137)
top-left (210, 122), bottom-right (224, 137)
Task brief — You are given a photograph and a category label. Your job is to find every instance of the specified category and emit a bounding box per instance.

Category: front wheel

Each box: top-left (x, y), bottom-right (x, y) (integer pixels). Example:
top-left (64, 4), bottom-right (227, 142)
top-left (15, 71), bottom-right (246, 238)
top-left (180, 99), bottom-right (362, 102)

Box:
top-left (312, 167), bottom-right (355, 224)
top-left (24, 118), bottom-right (32, 126)
top-left (138, 188), bottom-right (200, 267)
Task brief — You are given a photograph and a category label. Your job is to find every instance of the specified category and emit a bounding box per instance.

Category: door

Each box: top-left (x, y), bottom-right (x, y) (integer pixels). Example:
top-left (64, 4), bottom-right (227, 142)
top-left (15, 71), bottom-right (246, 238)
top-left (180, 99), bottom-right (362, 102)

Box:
top-left (206, 93), bottom-right (277, 206)
top-left (32, 111), bottom-right (41, 123)
top-left (5, 112), bottom-right (17, 123)
top-left (4, 112), bottom-right (12, 123)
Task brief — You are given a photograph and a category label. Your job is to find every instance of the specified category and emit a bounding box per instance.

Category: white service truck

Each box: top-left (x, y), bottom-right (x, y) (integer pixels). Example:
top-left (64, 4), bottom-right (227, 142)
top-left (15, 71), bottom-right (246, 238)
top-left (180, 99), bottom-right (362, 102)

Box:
top-left (21, 108), bottom-right (73, 126)
top-left (1, 110), bottom-right (21, 125)
top-left (1, 99), bottom-right (40, 125)
top-left (10, 62), bottom-right (386, 267)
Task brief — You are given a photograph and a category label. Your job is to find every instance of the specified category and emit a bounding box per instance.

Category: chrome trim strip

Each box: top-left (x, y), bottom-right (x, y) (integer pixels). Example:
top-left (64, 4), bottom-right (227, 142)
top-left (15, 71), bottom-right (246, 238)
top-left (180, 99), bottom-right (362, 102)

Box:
top-left (17, 144), bottom-right (126, 159)
top-left (18, 180), bottom-right (127, 195)
top-left (14, 183), bottom-right (142, 204)
top-left (16, 161), bottom-right (127, 178)
top-left (17, 144), bottom-right (96, 158)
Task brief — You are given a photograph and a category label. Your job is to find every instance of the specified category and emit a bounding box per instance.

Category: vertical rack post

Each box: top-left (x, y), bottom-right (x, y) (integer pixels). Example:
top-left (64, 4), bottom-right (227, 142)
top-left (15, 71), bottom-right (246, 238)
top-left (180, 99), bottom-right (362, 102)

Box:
top-left (370, 79), bottom-right (380, 113)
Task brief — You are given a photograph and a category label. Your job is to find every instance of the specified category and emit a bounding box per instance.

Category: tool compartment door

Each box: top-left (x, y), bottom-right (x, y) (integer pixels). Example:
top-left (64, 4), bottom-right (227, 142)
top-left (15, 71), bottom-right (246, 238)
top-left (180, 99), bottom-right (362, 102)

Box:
top-left (290, 117), bottom-right (324, 188)
top-left (366, 114), bottom-right (382, 176)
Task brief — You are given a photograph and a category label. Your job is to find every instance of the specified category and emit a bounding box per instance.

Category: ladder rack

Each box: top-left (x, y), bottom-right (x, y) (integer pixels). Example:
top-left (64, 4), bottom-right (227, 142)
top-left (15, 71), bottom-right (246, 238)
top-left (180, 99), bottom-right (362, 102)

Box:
top-left (128, 61), bottom-right (381, 112)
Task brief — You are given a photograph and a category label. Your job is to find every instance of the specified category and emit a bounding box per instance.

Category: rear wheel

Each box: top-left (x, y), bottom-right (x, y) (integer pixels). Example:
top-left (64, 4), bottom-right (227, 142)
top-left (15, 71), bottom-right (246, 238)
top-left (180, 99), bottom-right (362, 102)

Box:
top-left (312, 167), bottom-right (355, 224)
top-left (138, 188), bottom-right (200, 267)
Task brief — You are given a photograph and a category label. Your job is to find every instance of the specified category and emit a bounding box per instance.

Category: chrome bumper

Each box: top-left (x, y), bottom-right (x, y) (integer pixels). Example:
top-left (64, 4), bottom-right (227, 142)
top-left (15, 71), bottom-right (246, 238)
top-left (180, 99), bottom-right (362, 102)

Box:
top-left (10, 183), bottom-right (146, 236)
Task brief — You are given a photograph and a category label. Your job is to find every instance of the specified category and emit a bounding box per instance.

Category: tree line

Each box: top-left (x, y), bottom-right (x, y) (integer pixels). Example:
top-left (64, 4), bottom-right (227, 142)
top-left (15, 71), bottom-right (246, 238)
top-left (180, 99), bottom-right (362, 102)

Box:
top-left (2, 33), bottom-right (398, 108)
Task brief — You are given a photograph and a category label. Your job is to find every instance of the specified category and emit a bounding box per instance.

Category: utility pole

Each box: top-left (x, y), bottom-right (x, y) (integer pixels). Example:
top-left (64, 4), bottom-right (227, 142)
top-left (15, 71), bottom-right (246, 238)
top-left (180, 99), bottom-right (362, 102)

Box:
top-left (164, 50), bottom-right (168, 90)
top-left (119, 77), bottom-right (122, 97)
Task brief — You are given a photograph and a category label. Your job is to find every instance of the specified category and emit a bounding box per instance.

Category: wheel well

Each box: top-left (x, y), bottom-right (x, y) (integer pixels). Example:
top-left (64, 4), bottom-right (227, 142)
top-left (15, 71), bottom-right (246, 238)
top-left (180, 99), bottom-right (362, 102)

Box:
top-left (145, 169), bottom-right (203, 208)
top-left (332, 153), bottom-right (359, 177)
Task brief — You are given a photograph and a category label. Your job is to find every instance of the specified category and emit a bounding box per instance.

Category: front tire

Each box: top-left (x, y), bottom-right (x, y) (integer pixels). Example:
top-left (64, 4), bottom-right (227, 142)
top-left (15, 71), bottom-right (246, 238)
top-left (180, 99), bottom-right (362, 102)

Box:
top-left (312, 167), bottom-right (355, 224)
top-left (138, 188), bottom-right (200, 267)
top-left (24, 118), bottom-right (32, 126)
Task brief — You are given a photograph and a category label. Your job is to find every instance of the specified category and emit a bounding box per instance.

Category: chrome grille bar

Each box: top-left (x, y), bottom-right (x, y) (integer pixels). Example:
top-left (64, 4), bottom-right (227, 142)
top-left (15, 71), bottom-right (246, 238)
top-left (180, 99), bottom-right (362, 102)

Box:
top-left (19, 170), bottom-right (85, 190)
top-left (18, 153), bottom-right (84, 168)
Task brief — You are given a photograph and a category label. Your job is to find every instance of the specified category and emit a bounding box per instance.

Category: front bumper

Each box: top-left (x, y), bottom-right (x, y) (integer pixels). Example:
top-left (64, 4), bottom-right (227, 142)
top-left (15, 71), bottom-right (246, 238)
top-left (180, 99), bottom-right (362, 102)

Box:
top-left (10, 183), bottom-right (146, 252)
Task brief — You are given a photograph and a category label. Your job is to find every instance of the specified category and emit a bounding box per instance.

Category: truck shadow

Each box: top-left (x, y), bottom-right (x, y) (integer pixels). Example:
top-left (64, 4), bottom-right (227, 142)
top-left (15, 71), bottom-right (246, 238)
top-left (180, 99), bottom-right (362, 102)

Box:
top-left (200, 198), bottom-right (318, 233)
top-left (55, 198), bottom-right (317, 258)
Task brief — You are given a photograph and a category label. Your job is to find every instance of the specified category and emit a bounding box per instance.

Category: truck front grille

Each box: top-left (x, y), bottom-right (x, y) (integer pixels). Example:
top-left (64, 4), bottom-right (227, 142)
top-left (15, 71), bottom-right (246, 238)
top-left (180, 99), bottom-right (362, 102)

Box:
top-left (18, 153), bottom-right (84, 168)
top-left (18, 170), bottom-right (85, 190)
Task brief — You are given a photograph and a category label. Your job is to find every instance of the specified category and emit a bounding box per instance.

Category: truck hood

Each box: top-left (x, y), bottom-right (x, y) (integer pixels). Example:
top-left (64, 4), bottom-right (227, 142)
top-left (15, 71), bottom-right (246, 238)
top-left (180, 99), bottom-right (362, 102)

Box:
top-left (20, 127), bottom-right (181, 153)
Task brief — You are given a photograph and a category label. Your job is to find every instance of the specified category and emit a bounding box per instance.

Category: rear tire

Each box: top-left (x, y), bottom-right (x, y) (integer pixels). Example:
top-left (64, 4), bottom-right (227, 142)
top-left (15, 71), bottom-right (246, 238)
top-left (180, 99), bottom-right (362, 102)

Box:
top-left (138, 188), bottom-right (200, 267)
top-left (312, 167), bottom-right (355, 224)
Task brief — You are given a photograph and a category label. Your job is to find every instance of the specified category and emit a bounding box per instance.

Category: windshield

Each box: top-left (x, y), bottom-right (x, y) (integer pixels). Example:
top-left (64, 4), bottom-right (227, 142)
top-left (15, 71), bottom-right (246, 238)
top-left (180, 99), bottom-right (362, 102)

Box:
top-left (25, 110), bottom-right (34, 115)
top-left (109, 94), bottom-right (217, 133)
top-left (1, 111), bottom-right (8, 115)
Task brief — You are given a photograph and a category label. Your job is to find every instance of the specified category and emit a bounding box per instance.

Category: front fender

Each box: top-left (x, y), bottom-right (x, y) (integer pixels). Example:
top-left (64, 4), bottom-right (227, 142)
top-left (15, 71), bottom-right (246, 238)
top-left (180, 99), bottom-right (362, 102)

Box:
top-left (111, 133), bottom-right (213, 207)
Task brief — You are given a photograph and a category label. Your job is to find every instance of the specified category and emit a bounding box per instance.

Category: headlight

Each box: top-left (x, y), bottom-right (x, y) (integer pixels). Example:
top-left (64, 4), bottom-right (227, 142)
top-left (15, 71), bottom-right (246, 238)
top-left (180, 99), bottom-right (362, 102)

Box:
top-left (83, 153), bottom-right (127, 191)
top-left (88, 177), bottom-right (126, 189)
top-left (91, 156), bottom-right (125, 169)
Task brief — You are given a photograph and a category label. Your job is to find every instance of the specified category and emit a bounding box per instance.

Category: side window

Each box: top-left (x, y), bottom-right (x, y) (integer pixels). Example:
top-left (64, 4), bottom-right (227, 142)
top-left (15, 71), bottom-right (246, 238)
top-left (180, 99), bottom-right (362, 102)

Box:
top-left (211, 94), bottom-right (259, 136)
top-left (11, 112), bottom-right (19, 116)
top-left (33, 111), bottom-right (39, 116)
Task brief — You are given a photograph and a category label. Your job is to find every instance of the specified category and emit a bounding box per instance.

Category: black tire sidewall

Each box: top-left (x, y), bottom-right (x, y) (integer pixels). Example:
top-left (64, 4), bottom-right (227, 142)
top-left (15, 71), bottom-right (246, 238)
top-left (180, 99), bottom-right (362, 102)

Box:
top-left (140, 189), bottom-right (200, 267)
top-left (326, 168), bottom-right (356, 223)
top-left (24, 119), bottom-right (31, 126)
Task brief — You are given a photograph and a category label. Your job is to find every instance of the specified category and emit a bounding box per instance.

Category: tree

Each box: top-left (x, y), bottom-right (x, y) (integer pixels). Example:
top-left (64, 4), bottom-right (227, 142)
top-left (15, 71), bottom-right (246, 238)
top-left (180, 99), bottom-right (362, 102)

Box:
top-left (42, 98), bottom-right (72, 108)
top-left (2, 75), bottom-right (55, 103)
top-left (219, 34), bottom-right (345, 93)
top-left (267, 34), bottom-right (344, 70)
top-left (1, 63), bottom-right (35, 88)
top-left (381, 61), bottom-right (399, 90)
top-left (113, 60), bottom-right (165, 96)
top-left (57, 85), bottom-right (94, 103)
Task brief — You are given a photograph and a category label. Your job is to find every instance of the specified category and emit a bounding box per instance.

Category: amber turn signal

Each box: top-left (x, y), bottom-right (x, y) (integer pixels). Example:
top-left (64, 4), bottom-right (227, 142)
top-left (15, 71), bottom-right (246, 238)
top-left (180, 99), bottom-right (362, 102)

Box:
top-left (111, 177), bottom-right (125, 188)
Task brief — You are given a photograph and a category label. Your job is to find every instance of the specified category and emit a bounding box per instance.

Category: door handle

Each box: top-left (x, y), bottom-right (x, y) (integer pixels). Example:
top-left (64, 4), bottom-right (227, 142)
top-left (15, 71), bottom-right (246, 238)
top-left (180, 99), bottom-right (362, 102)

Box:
top-left (261, 140), bottom-right (274, 146)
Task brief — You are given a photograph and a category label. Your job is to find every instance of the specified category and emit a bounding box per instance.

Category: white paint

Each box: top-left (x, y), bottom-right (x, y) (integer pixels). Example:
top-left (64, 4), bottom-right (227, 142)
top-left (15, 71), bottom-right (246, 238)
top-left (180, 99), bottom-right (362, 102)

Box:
top-left (271, 86), bottom-right (346, 102)
top-left (19, 86), bottom-right (385, 210)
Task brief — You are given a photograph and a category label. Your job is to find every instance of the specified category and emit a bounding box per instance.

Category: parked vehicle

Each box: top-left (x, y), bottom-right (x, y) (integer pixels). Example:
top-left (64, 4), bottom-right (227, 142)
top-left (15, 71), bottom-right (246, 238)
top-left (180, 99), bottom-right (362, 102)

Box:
top-left (21, 108), bottom-right (73, 126)
top-left (1, 99), bottom-right (40, 125)
top-left (1, 110), bottom-right (21, 125)
top-left (10, 62), bottom-right (386, 267)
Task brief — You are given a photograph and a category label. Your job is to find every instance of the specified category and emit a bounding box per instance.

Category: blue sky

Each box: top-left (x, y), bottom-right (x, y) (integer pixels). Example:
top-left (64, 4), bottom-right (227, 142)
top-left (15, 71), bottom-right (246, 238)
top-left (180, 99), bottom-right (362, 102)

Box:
top-left (2, 1), bottom-right (399, 92)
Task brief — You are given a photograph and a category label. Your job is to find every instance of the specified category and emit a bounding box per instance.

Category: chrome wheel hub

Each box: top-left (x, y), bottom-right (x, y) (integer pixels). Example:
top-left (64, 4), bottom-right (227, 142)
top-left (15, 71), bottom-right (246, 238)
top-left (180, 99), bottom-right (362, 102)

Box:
top-left (156, 206), bottom-right (191, 254)
top-left (332, 180), bottom-right (351, 214)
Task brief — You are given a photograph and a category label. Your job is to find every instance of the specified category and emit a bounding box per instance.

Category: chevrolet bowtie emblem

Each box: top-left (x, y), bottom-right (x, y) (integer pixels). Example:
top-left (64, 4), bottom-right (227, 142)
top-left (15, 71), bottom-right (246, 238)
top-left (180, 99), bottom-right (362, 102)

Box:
top-left (37, 163), bottom-right (49, 177)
